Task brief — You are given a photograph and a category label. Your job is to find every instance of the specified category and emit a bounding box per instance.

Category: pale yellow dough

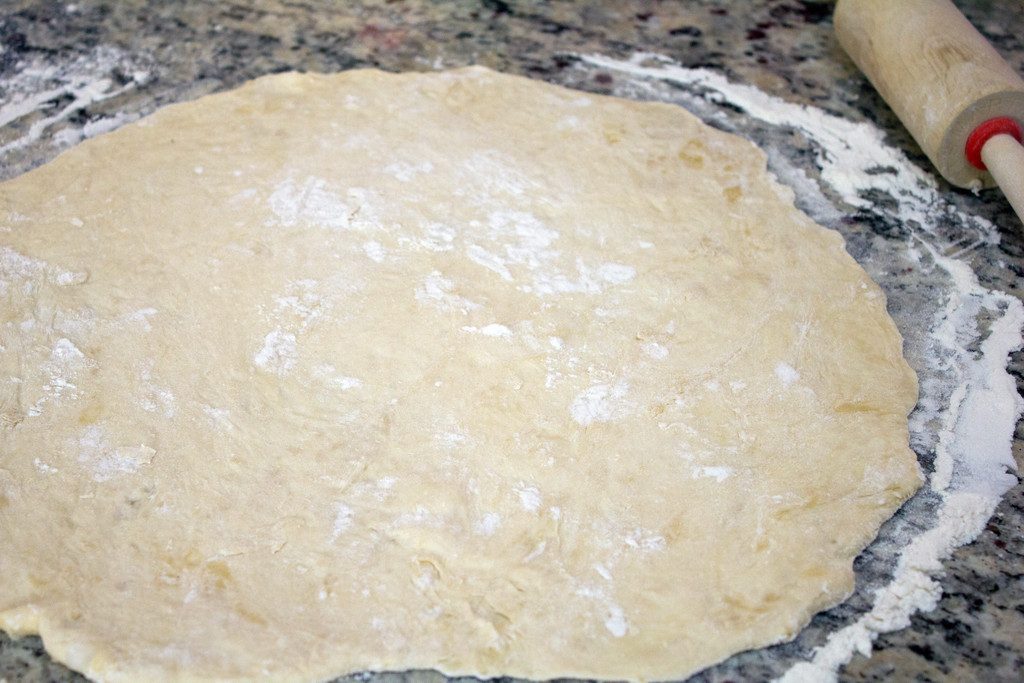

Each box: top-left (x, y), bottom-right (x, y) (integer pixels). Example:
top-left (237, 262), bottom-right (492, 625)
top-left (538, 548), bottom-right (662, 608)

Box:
top-left (0, 68), bottom-right (921, 682)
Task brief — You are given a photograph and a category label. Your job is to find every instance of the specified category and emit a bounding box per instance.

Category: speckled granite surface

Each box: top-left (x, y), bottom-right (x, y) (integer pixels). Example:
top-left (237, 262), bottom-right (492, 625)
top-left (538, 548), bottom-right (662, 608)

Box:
top-left (0, 1), bottom-right (1022, 681)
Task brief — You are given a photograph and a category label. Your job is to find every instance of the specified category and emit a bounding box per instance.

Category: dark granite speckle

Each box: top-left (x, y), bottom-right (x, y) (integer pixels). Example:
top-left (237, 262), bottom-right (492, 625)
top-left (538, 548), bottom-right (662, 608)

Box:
top-left (0, 1), bottom-right (1022, 681)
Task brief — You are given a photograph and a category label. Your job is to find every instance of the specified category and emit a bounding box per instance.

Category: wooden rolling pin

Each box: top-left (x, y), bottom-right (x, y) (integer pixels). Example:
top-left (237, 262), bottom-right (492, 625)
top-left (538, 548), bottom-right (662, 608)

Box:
top-left (834, 0), bottom-right (1024, 223)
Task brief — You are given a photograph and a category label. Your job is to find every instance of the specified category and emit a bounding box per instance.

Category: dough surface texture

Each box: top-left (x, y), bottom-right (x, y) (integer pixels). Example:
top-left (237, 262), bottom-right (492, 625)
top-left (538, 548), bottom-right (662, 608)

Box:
top-left (0, 67), bottom-right (921, 682)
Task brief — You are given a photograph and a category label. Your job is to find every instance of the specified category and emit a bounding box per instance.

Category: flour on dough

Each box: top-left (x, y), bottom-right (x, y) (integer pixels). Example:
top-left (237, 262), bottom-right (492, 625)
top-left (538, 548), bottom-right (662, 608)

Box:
top-left (0, 67), bottom-right (921, 682)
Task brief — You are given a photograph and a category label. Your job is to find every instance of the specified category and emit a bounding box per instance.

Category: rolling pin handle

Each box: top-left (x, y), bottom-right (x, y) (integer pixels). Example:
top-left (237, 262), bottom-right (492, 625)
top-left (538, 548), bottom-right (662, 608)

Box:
top-left (980, 133), bottom-right (1024, 223)
top-left (964, 116), bottom-right (1023, 171)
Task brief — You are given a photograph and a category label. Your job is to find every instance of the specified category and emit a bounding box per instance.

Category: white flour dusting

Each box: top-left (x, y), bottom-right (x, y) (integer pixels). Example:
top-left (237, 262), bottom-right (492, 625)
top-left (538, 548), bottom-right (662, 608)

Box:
top-left (514, 484), bottom-right (542, 512)
top-left (604, 605), bottom-right (629, 638)
top-left (266, 176), bottom-right (354, 230)
top-left (414, 270), bottom-right (480, 313)
top-left (272, 279), bottom-right (328, 330)
top-left (576, 583), bottom-right (630, 638)
top-left (32, 458), bottom-right (58, 475)
top-left (201, 405), bottom-right (232, 430)
top-left (475, 512), bottom-right (502, 536)
top-left (138, 362), bottom-right (176, 419)
top-left (596, 262), bottom-right (636, 285)
top-left (26, 338), bottom-right (87, 417)
top-left (416, 222), bottom-right (457, 252)
top-left (523, 540), bottom-right (547, 562)
top-left (0, 246), bottom-right (86, 290)
top-left (124, 307), bottom-right (158, 332)
top-left (461, 323), bottom-right (513, 338)
top-left (314, 365), bottom-right (363, 391)
top-left (362, 240), bottom-right (386, 263)
top-left (466, 243), bottom-right (514, 281)
top-left (582, 52), bottom-right (1023, 681)
top-left (383, 160), bottom-right (433, 182)
top-left (774, 362), bottom-right (800, 388)
top-left (435, 424), bottom-right (468, 450)
top-left (641, 341), bottom-right (668, 360)
top-left (570, 380), bottom-right (631, 426)
top-left (457, 150), bottom-right (533, 198)
top-left (73, 424), bottom-right (156, 483)
top-left (624, 528), bottom-right (667, 552)
top-left (691, 465), bottom-right (734, 483)
top-left (331, 503), bottom-right (354, 541)
top-left (465, 208), bottom-right (638, 297)
top-left (254, 327), bottom-right (298, 375)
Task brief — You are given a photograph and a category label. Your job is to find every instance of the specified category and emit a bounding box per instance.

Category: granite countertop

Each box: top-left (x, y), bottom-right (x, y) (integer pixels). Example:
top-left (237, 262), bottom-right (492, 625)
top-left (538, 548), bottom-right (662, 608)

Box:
top-left (0, 1), bottom-right (1022, 681)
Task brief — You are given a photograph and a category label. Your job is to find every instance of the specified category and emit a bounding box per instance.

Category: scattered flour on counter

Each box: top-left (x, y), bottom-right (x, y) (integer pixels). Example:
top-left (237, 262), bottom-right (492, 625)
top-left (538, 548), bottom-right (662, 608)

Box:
top-left (581, 52), bottom-right (1023, 682)
top-left (780, 250), bottom-right (1024, 683)
top-left (0, 46), bottom-right (150, 163)
top-left (51, 112), bottom-right (129, 148)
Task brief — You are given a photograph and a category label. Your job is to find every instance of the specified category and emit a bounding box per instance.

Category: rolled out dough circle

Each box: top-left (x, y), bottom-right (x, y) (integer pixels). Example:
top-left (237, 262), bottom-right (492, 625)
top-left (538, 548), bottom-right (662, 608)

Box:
top-left (0, 67), bottom-right (921, 681)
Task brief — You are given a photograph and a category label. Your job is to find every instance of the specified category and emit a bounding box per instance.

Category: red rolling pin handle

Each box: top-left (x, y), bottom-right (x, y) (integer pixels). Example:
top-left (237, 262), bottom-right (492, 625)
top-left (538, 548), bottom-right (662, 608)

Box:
top-left (965, 117), bottom-right (1023, 171)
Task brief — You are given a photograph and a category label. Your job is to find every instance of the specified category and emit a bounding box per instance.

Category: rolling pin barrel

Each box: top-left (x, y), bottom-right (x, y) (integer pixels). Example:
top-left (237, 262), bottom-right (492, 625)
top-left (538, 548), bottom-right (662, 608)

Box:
top-left (834, 0), bottom-right (1024, 190)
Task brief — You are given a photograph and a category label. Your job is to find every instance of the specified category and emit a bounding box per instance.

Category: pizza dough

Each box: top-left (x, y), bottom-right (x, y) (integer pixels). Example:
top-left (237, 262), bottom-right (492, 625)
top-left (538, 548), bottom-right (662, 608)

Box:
top-left (0, 67), bottom-right (921, 682)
